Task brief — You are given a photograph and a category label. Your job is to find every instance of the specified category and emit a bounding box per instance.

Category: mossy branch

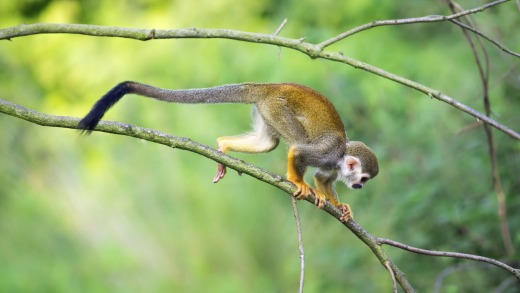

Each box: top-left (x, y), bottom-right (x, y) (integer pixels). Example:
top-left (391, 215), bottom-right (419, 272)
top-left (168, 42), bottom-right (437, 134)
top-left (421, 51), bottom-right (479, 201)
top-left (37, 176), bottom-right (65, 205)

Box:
top-left (0, 22), bottom-right (518, 140)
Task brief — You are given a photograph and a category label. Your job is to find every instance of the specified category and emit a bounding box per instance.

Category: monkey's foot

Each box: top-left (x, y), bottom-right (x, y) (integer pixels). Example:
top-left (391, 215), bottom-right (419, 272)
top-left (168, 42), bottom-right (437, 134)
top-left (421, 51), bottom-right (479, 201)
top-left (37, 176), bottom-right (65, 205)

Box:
top-left (213, 163), bottom-right (227, 183)
top-left (292, 181), bottom-right (327, 208)
top-left (338, 203), bottom-right (353, 222)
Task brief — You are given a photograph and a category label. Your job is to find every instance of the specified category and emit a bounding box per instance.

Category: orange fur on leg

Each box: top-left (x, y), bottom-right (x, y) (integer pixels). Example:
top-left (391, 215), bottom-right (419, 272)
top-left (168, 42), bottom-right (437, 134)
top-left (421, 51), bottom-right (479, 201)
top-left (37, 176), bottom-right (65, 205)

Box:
top-left (287, 147), bottom-right (327, 208)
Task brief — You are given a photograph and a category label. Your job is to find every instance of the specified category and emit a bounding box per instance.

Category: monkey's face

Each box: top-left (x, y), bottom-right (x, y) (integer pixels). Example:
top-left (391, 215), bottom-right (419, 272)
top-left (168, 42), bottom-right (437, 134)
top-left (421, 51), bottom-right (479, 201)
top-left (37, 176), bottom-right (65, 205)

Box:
top-left (338, 156), bottom-right (372, 190)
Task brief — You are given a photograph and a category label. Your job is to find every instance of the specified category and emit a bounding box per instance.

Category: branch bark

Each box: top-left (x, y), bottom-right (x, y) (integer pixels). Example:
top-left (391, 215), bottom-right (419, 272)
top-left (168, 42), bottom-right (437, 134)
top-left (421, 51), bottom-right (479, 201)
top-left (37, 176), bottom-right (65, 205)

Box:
top-left (0, 22), bottom-right (518, 140)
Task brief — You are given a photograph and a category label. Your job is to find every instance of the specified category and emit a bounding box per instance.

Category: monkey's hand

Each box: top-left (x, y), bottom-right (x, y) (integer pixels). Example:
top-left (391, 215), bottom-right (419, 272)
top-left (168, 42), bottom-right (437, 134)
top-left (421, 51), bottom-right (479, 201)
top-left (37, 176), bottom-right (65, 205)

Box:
top-left (338, 203), bottom-right (353, 222)
top-left (292, 181), bottom-right (327, 209)
top-left (213, 163), bottom-right (227, 183)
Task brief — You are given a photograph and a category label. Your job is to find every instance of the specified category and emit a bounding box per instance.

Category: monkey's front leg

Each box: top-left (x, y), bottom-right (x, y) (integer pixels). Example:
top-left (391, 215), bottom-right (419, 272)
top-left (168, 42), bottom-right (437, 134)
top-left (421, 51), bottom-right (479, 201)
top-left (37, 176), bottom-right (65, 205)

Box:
top-left (314, 172), bottom-right (353, 222)
top-left (287, 147), bottom-right (327, 208)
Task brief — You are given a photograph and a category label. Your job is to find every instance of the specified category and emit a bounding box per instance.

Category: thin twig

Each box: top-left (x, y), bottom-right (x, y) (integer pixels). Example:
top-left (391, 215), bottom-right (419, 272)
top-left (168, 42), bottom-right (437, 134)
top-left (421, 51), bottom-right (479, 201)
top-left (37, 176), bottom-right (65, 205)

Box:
top-left (273, 18), bottom-right (288, 65)
top-left (273, 18), bottom-right (288, 36)
top-left (0, 24), bottom-right (518, 140)
top-left (384, 261), bottom-right (398, 293)
top-left (377, 238), bottom-right (520, 280)
top-left (449, 19), bottom-right (520, 58)
top-left (494, 276), bottom-right (517, 293)
top-left (455, 120), bottom-right (484, 135)
top-left (434, 263), bottom-right (492, 293)
top-left (317, 0), bottom-right (512, 49)
top-left (291, 197), bottom-right (305, 293)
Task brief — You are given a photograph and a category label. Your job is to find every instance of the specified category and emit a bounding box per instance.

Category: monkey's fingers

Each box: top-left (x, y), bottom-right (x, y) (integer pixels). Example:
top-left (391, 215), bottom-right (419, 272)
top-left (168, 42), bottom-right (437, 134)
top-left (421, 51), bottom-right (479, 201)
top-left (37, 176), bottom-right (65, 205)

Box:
top-left (338, 203), bottom-right (353, 222)
top-left (213, 163), bottom-right (227, 183)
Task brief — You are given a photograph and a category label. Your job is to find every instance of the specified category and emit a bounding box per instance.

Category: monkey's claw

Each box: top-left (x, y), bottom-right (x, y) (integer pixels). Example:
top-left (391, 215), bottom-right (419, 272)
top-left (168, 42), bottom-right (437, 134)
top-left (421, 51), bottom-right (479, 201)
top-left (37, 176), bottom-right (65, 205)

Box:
top-left (338, 204), bottom-right (353, 222)
top-left (213, 163), bottom-right (227, 183)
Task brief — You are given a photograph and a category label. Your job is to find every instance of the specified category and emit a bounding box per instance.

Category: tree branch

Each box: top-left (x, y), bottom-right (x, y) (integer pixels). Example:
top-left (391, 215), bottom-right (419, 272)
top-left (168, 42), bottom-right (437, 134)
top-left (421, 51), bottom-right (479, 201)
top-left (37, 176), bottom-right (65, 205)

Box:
top-left (0, 98), bottom-right (416, 292)
top-left (317, 0), bottom-right (515, 53)
top-left (1, 23), bottom-right (518, 140)
top-left (377, 238), bottom-right (520, 280)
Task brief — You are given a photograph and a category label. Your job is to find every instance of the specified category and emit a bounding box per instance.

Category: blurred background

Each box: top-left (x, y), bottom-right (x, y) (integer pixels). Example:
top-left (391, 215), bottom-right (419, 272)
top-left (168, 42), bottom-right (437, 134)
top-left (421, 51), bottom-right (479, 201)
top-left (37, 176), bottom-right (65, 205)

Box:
top-left (0, 0), bottom-right (519, 292)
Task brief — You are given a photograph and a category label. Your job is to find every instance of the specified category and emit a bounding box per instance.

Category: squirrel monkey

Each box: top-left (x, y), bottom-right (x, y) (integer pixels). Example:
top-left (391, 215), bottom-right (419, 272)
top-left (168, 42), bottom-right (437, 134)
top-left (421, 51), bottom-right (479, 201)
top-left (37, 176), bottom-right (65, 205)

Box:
top-left (78, 82), bottom-right (379, 221)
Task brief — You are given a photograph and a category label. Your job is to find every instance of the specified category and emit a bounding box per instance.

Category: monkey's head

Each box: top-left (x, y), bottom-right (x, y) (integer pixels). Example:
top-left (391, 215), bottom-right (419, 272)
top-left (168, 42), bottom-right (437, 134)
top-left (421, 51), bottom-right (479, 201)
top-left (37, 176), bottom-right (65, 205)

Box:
top-left (338, 141), bottom-right (379, 190)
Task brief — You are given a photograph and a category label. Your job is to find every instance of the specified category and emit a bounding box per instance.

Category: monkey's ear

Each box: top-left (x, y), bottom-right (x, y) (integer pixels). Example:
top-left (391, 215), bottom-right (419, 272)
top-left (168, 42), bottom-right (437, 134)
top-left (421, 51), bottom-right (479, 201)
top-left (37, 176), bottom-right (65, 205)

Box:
top-left (345, 156), bottom-right (360, 171)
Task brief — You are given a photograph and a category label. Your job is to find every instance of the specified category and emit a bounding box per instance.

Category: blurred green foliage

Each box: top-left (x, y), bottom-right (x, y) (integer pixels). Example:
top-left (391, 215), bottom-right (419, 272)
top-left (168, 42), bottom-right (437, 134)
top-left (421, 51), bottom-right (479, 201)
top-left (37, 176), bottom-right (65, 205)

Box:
top-left (1, 0), bottom-right (519, 292)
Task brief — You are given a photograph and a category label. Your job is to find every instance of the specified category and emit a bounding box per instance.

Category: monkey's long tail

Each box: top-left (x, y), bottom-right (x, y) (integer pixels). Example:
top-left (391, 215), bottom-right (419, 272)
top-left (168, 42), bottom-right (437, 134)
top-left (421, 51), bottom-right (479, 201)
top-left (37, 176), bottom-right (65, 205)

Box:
top-left (78, 81), bottom-right (261, 133)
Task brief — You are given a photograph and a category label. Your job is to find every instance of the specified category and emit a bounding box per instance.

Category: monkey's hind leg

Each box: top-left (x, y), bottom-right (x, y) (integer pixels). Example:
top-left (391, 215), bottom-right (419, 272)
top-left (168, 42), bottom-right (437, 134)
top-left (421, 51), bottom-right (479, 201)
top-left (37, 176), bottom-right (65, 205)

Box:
top-left (213, 110), bottom-right (279, 183)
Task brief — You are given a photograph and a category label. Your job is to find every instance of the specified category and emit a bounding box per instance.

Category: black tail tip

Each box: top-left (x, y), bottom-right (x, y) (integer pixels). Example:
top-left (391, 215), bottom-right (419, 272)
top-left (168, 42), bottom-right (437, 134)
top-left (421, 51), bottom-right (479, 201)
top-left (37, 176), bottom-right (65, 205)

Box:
top-left (77, 116), bottom-right (99, 135)
top-left (77, 81), bottom-right (133, 135)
